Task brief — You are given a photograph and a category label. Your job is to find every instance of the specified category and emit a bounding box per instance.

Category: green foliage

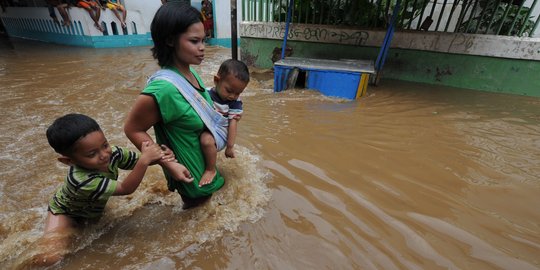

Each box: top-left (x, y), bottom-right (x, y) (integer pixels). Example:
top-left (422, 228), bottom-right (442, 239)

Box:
top-left (269, 0), bottom-right (430, 28)
top-left (459, 1), bottom-right (535, 36)
top-left (333, 0), bottom-right (380, 26)
top-left (271, 0), bottom-right (406, 28)
top-left (395, 0), bottom-right (431, 28)
top-left (263, 0), bottom-right (534, 36)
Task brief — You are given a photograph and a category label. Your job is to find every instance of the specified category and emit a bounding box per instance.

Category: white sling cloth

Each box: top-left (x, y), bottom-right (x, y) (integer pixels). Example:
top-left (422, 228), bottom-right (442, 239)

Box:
top-left (147, 69), bottom-right (228, 151)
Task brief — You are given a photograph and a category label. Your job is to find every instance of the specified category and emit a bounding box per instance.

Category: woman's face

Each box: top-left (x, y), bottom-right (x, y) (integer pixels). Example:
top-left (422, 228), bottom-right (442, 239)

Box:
top-left (173, 22), bottom-right (205, 67)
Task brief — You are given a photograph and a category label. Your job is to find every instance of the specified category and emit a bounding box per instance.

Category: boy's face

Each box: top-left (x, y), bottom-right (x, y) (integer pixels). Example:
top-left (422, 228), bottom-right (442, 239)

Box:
top-left (214, 74), bottom-right (248, 102)
top-left (61, 130), bottom-right (112, 173)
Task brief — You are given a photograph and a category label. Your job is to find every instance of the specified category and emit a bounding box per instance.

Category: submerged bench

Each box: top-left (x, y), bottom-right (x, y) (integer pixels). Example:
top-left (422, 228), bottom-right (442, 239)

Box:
top-left (273, 57), bottom-right (376, 100)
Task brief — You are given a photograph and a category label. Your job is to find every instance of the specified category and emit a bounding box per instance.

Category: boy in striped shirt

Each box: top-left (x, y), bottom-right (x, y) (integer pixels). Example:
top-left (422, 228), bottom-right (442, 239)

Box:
top-left (37, 113), bottom-right (174, 266)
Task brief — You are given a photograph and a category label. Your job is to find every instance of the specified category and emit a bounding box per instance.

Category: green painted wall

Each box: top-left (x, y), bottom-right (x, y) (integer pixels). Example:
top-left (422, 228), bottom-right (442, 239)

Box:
top-left (241, 37), bottom-right (540, 97)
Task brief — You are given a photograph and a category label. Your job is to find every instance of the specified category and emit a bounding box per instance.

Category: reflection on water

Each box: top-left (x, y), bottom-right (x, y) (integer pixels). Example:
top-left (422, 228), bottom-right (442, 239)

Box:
top-left (0, 37), bottom-right (539, 269)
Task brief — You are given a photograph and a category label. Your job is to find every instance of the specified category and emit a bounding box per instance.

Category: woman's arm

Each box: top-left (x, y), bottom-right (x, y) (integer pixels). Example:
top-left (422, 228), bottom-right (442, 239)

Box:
top-left (124, 95), bottom-right (193, 183)
top-left (124, 95), bottom-right (158, 150)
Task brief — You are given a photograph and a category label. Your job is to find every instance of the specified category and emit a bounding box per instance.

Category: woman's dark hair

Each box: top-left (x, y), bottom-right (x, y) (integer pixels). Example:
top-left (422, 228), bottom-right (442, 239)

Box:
top-left (151, 2), bottom-right (203, 67)
top-left (46, 113), bottom-right (101, 155)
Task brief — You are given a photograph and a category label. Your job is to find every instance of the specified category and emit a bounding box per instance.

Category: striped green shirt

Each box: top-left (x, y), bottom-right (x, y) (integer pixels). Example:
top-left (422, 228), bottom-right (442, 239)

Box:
top-left (48, 146), bottom-right (139, 219)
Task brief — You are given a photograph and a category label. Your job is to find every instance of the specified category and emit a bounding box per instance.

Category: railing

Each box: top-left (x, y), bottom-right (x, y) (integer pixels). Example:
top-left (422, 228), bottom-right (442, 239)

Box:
top-left (1, 17), bottom-right (139, 36)
top-left (0, 7), bottom-right (142, 36)
top-left (2, 16), bottom-right (87, 35)
top-left (242, 0), bottom-right (540, 37)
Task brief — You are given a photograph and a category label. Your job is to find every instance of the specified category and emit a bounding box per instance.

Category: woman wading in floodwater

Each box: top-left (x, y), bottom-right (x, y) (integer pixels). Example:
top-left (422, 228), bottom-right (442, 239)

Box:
top-left (124, 2), bottom-right (226, 208)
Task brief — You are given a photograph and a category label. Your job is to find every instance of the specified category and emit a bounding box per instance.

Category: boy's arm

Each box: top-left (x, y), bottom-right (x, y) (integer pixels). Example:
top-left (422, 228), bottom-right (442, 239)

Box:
top-left (112, 158), bottom-right (150, 195)
top-left (227, 118), bottom-right (238, 148)
top-left (113, 142), bottom-right (162, 196)
top-left (225, 118), bottom-right (238, 158)
top-left (225, 100), bottom-right (243, 158)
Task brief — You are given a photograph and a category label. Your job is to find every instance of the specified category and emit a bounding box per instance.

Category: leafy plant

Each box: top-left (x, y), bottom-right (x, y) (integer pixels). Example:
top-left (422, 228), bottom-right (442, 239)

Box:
top-left (271, 0), bottom-right (409, 28)
top-left (459, 1), bottom-right (535, 36)
top-left (394, 0), bottom-right (432, 29)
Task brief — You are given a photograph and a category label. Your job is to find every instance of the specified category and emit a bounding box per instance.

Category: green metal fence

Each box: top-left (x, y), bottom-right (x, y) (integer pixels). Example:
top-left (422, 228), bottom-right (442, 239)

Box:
top-left (242, 0), bottom-right (540, 37)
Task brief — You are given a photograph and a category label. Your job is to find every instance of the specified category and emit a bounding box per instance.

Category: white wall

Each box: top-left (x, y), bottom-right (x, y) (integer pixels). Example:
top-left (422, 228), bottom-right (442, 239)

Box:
top-left (130, 0), bottom-right (240, 40)
top-left (192, 0), bottom-right (202, 10)
top-left (123, 0), bottom-right (161, 33)
top-left (214, 0), bottom-right (243, 39)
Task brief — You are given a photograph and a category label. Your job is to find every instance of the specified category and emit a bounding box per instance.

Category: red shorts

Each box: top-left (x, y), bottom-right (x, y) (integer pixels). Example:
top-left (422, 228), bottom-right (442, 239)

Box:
top-left (77, 0), bottom-right (98, 9)
top-left (203, 19), bottom-right (213, 31)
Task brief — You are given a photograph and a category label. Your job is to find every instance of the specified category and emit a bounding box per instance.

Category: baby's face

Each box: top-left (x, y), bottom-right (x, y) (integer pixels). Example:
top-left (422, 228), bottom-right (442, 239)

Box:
top-left (215, 74), bottom-right (248, 101)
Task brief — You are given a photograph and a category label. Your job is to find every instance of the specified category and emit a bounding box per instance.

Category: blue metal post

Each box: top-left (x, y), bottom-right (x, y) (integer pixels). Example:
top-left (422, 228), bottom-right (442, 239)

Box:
top-left (281, 0), bottom-right (294, 59)
top-left (375, 0), bottom-right (401, 73)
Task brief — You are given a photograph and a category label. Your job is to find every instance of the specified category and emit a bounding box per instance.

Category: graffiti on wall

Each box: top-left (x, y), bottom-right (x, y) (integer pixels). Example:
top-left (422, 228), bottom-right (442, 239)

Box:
top-left (240, 22), bottom-right (370, 46)
top-left (239, 22), bottom-right (540, 60)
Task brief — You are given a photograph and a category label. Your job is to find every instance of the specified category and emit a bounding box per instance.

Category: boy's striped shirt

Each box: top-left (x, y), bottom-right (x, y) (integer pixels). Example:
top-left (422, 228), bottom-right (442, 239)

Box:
top-left (48, 146), bottom-right (140, 219)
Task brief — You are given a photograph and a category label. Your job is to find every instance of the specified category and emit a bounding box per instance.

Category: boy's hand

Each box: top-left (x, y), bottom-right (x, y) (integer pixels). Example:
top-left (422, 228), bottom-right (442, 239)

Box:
top-left (140, 141), bottom-right (164, 165)
top-left (225, 146), bottom-right (235, 158)
top-left (232, 114), bottom-right (242, 121)
top-left (160, 144), bottom-right (177, 163)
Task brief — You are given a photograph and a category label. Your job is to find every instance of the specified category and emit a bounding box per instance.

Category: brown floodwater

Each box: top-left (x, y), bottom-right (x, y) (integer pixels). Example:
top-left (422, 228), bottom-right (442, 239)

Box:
top-left (0, 37), bottom-right (539, 270)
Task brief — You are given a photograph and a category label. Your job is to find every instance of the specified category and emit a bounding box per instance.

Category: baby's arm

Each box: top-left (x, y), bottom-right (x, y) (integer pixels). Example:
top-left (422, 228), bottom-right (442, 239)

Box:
top-left (113, 141), bottom-right (163, 195)
top-left (225, 118), bottom-right (238, 158)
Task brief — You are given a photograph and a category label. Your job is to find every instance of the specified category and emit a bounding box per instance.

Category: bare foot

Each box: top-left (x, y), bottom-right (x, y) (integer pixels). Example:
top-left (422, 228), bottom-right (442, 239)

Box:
top-left (199, 169), bottom-right (216, 187)
top-left (121, 22), bottom-right (127, 29)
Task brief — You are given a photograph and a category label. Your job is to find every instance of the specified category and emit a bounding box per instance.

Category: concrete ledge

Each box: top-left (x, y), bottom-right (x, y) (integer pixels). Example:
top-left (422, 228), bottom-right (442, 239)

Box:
top-left (5, 29), bottom-right (151, 47)
top-left (240, 22), bottom-right (540, 60)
